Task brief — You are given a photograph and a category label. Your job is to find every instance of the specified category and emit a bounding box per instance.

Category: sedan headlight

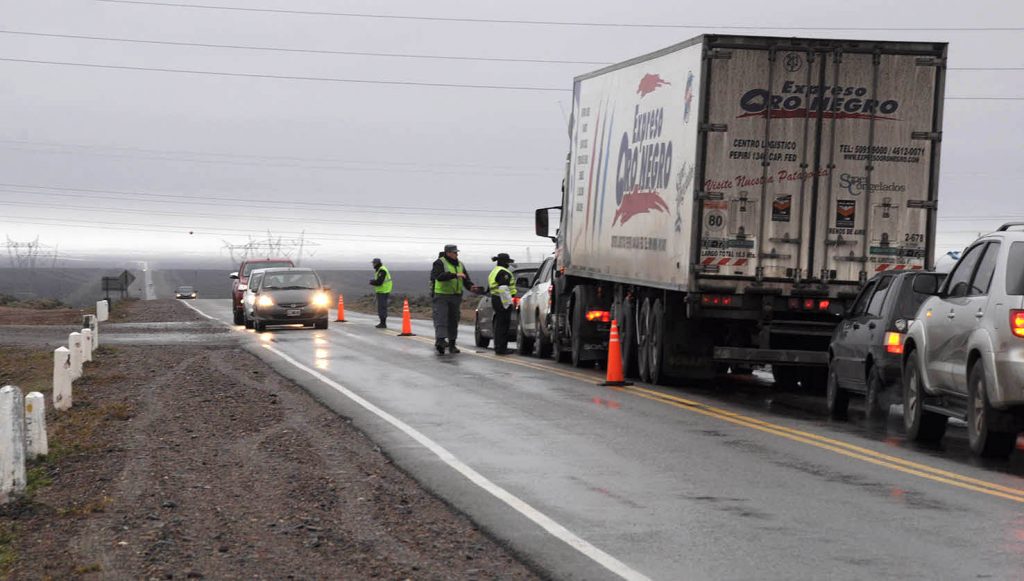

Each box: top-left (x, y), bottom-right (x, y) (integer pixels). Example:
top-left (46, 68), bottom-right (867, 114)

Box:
top-left (312, 292), bottom-right (330, 308)
top-left (256, 295), bottom-right (274, 307)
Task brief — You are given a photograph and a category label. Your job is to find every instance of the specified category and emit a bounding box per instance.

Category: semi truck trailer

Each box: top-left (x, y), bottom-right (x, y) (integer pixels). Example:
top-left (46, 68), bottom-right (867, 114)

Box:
top-left (535, 34), bottom-right (947, 386)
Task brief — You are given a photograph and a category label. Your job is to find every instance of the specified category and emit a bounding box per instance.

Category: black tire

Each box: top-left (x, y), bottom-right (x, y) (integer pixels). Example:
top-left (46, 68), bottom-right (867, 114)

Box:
top-left (649, 299), bottom-right (665, 385)
top-left (620, 296), bottom-right (639, 379)
top-left (516, 323), bottom-right (534, 355)
top-left (637, 298), bottom-right (652, 383)
top-left (536, 313), bottom-right (553, 359)
top-left (244, 312), bottom-right (254, 330)
top-left (570, 294), bottom-right (589, 369)
top-left (233, 309), bottom-right (244, 325)
top-left (315, 319), bottom-right (328, 330)
top-left (254, 321), bottom-right (266, 333)
top-left (474, 315), bottom-right (490, 349)
top-left (864, 366), bottom-right (887, 421)
top-left (772, 365), bottom-right (799, 390)
top-left (968, 364), bottom-right (1017, 458)
top-left (827, 366), bottom-right (850, 420)
top-left (902, 350), bottom-right (947, 443)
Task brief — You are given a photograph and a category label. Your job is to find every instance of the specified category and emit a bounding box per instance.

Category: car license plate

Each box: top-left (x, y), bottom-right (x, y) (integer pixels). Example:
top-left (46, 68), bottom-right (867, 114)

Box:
top-left (286, 309), bottom-right (301, 317)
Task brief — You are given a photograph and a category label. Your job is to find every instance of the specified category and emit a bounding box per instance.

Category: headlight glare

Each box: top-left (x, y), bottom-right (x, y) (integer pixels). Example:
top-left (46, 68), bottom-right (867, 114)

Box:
top-left (312, 293), bottom-right (330, 308)
top-left (256, 295), bottom-right (274, 307)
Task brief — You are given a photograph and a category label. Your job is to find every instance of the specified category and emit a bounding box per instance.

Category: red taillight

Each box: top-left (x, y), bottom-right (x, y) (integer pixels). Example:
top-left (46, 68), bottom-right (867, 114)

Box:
top-left (803, 299), bottom-right (815, 310)
top-left (512, 297), bottom-right (521, 307)
top-left (884, 331), bottom-right (904, 354)
top-left (701, 294), bottom-right (735, 307)
top-left (585, 310), bottom-right (611, 323)
top-left (1011, 310), bottom-right (1024, 338)
top-left (818, 300), bottom-right (831, 311)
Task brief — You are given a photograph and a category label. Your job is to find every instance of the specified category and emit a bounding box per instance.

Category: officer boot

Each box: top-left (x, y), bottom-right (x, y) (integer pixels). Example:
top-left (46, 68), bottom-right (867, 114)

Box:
top-left (435, 339), bottom-right (446, 355)
top-left (448, 340), bottom-right (461, 354)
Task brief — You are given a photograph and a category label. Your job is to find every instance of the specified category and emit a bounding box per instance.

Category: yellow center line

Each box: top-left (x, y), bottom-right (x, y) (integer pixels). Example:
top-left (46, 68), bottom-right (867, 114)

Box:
top-left (383, 322), bottom-right (1024, 503)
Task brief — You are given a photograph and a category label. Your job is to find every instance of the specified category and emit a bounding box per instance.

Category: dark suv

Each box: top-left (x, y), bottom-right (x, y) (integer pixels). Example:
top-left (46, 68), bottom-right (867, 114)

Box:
top-left (827, 270), bottom-right (946, 420)
top-left (230, 258), bottom-right (294, 324)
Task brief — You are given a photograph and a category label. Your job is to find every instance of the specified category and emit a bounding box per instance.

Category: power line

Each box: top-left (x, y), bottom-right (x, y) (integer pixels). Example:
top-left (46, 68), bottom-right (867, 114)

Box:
top-left (0, 57), bottom-right (568, 92)
top-left (95, 1), bottom-right (1024, 31)
top-left (0, 198), bottom-right (531, 230)
top-left (0, 182), bottom-right (535, 216)
top-left (0, 29), bottom-right (606, 66)
top-left (0, 214), bottom-right (543, 245)
top-left (5, 57), bottom-right (1021, 99)
top-left (1, 30), bottom-right (1018, 71)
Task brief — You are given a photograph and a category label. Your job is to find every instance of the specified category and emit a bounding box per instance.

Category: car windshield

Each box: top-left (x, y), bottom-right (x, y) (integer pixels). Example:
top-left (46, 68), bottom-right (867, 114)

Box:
top-left (261, 272), bottom-right (320, 290)
top-left (177, 286), bottom-right (193, 292)
top-left (243, 261), bottom-right (292, 276)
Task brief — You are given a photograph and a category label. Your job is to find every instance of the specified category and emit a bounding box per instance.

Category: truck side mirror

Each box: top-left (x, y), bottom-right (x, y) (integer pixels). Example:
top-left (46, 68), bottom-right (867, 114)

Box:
top-left (535, 208), bottom-right (549, 238)
top-left (229, 272), bottom-right (239, 279)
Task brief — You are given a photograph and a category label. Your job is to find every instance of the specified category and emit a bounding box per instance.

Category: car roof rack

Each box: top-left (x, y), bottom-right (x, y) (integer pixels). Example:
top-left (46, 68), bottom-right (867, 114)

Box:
top-left (997, 222), bottom-right (1024, 231)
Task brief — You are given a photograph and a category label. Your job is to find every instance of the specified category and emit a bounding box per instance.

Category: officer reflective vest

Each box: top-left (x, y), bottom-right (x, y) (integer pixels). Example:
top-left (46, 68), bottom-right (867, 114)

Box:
top-left (488, 266), bottom-right (516, 297)
top-left (433, 259), bottom-right (465, 295)
top-left (374, 266), bottom-right (393, 294)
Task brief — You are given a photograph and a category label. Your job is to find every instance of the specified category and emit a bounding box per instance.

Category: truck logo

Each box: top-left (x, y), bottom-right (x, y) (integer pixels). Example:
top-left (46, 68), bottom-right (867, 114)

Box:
top-left (683, 71), bottom-right (695, 123)
top-left (614, 188), bottom-right (670, 226)
top-left (783, 53), bottom-right (802, 73)
top-left (637, 73), bottom-right (671, 97)
top-left (738, 81), bottom-right (900, 120)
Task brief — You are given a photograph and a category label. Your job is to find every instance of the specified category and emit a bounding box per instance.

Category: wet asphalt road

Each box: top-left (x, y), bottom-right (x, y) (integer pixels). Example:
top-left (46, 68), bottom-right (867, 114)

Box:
top-left (187, 299), bottom-right (1024, 580)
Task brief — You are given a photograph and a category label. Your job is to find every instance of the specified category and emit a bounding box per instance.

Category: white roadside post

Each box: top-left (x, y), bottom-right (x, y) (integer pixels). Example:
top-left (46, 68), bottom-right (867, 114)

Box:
top-left (0, 385), bottom-right (27, 504)
top-left (53, 346), bottom-right (72, 411)
top-left (24, 392), bottom-right (48, 459)
top-left (83, 314), bottom-right (99, 350)
top-left (68, 332), bottom-right (83, 380)
top-left (82, 328), bottom-right (94, 363)
top-left (96, 299), bottom-right (109, 322)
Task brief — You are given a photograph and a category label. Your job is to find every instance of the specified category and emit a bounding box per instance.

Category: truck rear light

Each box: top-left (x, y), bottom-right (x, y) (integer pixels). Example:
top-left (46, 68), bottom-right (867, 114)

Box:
top-left (585, 310), bottom-right (611, 322)
top-left (803, 299), bottom-right (815, 310)
top-left (884, 331), bottom-right (904, 354)
top-left (701, 294), bottom-right (735, 307)
top-left (818, 300), bottom-right (830, 310)
top-left (787, 298), bottom-right (832, 311)
top-left (1011, 310), bottom-right (1024, 338)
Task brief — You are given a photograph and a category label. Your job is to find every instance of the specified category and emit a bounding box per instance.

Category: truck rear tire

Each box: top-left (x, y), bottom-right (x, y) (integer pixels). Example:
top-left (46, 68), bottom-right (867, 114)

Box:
top-left (570, 294), bottom-right (589, 369)
top-left (649, 299), bottom-right (665, 384)
top-left (638, 298), bottom-right (652, 382)
top-left (620, 296), bottom-right (639, 379)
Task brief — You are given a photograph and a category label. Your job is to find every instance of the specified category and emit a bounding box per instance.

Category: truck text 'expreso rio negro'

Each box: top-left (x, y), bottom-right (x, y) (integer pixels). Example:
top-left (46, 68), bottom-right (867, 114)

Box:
top-left (535, 34), bottom-right (947, 386)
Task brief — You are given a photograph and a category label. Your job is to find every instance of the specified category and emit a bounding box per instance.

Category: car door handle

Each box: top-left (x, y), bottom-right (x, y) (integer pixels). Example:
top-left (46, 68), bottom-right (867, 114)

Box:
top-left (868, 322), bottom-right (877, 330)
top-left (947, 312), bottom-right (956, 319)
top-left (852, 323), bottom-right (860, 330)
top-left (975, 310), bottom-right (985, 319)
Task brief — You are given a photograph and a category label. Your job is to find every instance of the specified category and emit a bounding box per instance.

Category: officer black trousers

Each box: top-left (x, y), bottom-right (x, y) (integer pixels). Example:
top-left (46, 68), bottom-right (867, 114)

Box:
top-left (491, 296), bottom-right (511, 352)
top-left (432, 294), bottom-right (462, 342)
top-left (376, 292), bottom-right (390, 325)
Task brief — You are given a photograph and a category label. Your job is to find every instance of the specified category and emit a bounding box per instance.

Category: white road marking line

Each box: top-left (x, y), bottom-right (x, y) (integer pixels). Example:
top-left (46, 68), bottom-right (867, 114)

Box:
top-left (264, 343), bottom-right (651, 581)
top-left (182, 300), bottom-right (650, 581)
top-left (181, 300), bottom-right (221, 322)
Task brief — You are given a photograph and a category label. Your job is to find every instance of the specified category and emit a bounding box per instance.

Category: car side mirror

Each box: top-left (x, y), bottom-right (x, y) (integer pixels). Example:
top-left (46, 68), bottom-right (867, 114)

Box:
top-left (912, 275), bottom-right (940, 295)
top-left (535, 207), bottom-right (560, 243)
top-left (229, 272), bottom-right (239, 279)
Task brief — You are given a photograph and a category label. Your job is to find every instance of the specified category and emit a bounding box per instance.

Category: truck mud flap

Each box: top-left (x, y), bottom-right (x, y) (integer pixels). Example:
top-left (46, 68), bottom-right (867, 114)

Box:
top-left (713, 347), bottom-right (828, 366)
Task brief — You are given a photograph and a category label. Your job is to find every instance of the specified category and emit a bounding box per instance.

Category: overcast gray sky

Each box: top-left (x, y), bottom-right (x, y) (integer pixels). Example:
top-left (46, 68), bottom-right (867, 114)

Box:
top-left (1, 0), bottom-right (1021, 267)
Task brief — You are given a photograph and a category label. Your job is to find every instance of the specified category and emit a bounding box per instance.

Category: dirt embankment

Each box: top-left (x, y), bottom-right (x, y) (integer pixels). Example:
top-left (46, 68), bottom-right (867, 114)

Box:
top-left (0, 299), bottom-right (537, 579)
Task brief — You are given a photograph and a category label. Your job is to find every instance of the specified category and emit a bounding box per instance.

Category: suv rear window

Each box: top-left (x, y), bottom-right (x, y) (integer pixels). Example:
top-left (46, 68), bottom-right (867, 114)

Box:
top-left (1007, 242), bottom-right (1024, 295)
top-left (243, 261), bottom-right (293, 276)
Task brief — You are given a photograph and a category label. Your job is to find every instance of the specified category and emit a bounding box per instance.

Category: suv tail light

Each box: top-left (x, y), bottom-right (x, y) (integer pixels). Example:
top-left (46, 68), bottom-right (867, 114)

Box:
top-left (884, 331), bottom-right (904, 354)
top-left (1011, 310), bottom-right (1024, 338)
top-left (585, 310), bottom-right (611, 323)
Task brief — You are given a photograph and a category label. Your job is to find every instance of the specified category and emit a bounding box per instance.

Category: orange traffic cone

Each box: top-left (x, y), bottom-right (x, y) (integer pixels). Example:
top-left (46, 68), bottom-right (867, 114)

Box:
top-left (335, 294), bottom-right (347, 322)
top-left (600, 320), bottom-right (632, 387)
top-left (399, 298), bottom-right (415, 336)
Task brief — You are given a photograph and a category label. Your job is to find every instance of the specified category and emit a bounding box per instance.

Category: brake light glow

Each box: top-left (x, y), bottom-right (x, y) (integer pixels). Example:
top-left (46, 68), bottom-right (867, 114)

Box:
top-left (701, 294), bottom-right (735, 307)
top-left (512, 296), bottom-right (521, 307)
top-left (1011, 310), bottom-right (1024, 338)
top-left (788, 298), bottom-right (833, 311)
top-left (585, 310), bottom-right (611, 322)
top-left (818, 300), bottom-right (831, 310)
top-left (884, 331), bottom-right (904, 354)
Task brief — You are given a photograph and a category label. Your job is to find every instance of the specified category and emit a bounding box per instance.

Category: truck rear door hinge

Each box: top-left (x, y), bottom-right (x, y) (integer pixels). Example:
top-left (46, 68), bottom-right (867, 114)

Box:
top-left (701, 123), bottom-right (728, 133)
top-left (907, 199), bottom-right (938, 210)
top-left (697, 191), bottom-right (724, 201)
top-left (707, 49), bottom-right (733, 60)
top-left (825, 236), bottom-right (857, 247)
top-left (759, 251), bottom-right (793, 260)
top-left (915, 57), bottom-right (946, 67)
top-left (769, 234), bottom-right (801, 244)
top-left (912, 131), bottom-right (942, 142)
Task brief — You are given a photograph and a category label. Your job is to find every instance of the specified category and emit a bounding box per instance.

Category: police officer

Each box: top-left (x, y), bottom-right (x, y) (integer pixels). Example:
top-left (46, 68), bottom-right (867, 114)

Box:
top-left (487, 253), bottom-right (517, 355)
top-left (369, 257), bottom-right (392, 328)
top-left (430, 244), bottom-right (475, 355)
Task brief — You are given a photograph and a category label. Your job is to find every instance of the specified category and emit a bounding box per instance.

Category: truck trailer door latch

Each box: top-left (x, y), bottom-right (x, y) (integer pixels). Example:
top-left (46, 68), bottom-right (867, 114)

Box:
top-left (907, 199), bottom-right (938, 210)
